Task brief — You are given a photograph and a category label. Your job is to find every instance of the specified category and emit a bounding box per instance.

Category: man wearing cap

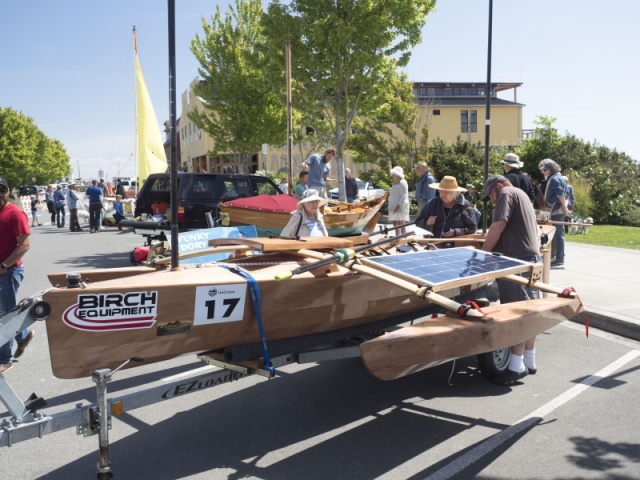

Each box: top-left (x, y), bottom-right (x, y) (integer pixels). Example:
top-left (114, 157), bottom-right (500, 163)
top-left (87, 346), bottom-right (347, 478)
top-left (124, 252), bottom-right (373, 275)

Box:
top-left (0, 178), bottom-right (34, 374)
top-left (481, 174), bottom-right (541, 385)
top-left (414, 161), bottom-right (436, 212)
top-left (302, 148), bottom-right (337, 199)
top-left (66, 182), bottom-right (83, 232)
top-left (501, 153), bottom-right (535, 203)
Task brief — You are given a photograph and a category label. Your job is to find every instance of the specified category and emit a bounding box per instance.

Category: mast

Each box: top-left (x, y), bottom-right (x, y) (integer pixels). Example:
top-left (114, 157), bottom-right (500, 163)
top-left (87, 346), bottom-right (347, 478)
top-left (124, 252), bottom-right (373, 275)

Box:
top-left (133, 26), bottom-right (138, 188)
top-left (285, 41), bottom-right (293, 194)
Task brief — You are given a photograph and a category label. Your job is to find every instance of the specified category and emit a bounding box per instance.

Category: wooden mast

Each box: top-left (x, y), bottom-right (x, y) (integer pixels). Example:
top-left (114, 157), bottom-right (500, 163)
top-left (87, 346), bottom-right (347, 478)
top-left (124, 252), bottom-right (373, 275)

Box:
top-left (285, 41), bottom-right (293, 195)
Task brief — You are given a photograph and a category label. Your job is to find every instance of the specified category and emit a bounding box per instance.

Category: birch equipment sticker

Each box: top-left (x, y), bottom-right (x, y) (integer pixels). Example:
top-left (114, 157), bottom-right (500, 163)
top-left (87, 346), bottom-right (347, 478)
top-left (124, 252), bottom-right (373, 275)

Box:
top-left (193, 284), bottom-right (247, 325)
top-left (62, 291), bottom-right (159, 331)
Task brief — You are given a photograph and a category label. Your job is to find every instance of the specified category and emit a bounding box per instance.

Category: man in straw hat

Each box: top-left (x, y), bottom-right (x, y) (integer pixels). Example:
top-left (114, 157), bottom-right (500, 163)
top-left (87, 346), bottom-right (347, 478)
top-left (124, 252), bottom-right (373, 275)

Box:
top-left (501, 153), bottom-right (535, 203)
top-left (280, 189), bottom-right (328, 238)
top-left (415, 175), bottom-right (477, 239)
top-left (66, 182), bottom-right (83, 232)
top-left (414, 161), bottom-right (436, 212)
top-left (481, 174), bottom-right (541, 385)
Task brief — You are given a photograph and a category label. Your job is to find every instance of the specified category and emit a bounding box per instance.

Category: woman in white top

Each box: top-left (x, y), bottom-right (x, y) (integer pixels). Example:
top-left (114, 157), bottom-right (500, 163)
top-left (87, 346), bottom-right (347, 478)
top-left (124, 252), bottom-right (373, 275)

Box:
top-left (388, 166), bottom-right (410, 234)
top-left (281, 189), bottom-right (329, 238)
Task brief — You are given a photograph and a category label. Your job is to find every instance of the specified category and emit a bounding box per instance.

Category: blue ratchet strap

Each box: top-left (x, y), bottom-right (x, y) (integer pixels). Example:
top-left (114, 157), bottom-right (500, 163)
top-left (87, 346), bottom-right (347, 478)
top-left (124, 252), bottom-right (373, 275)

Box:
top-left (220, 265), bottom-right (275, 376)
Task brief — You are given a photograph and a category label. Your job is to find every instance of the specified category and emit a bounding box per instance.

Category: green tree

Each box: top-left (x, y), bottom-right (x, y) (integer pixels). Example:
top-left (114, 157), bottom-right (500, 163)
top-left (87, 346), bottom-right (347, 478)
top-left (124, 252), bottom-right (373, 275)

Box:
top-left (261, 0), bottom-right (436, 201)
top-left (0, 106), bottom-right (69, 187)
top-left (190, 0), bottom-right (286, 174)
top-left (346, 73), bottom-right (418, 188)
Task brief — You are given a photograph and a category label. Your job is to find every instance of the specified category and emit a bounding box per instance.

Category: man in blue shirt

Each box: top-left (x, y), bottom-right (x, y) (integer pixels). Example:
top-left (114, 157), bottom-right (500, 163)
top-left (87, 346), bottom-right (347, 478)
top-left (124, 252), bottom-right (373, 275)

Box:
top-left (302, 148), bottom-right (336, 199)
top-left (414, 161), bottom-right (436, 212)
top-left (85, 179), bottom-right (104, 233)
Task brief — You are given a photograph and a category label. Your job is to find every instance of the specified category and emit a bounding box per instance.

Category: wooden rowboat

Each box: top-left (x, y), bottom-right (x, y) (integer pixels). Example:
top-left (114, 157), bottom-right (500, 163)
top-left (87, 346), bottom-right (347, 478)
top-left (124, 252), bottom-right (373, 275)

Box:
top-left (33, 232), bottom-right (583, 380)
top-left (219, 193), bottom-right (386, 237)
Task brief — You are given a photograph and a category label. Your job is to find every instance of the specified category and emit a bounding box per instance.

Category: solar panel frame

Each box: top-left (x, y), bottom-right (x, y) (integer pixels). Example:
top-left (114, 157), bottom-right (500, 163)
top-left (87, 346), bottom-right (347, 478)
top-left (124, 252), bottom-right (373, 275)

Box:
top-left (358, 247), bottom-right (537, 292)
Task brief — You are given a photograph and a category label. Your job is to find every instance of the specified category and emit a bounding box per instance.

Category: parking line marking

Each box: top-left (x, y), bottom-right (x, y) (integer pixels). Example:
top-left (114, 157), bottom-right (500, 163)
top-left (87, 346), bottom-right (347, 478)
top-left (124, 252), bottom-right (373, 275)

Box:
top-left (423, 349), bottom-right (640, 480)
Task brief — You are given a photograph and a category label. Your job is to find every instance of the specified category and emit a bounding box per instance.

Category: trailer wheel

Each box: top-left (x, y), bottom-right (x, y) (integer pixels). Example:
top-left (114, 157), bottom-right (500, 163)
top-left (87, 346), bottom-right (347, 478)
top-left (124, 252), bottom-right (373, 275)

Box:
top-left (477, 348), bottom-right (510, 379)
top-left (30, 301), bottom-right (51, 321)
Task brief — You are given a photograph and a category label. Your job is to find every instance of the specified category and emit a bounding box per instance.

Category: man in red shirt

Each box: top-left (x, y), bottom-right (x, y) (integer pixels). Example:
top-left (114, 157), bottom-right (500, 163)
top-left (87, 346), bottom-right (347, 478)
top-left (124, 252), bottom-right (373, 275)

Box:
top-left (0, 177), bottom-right (34, 374)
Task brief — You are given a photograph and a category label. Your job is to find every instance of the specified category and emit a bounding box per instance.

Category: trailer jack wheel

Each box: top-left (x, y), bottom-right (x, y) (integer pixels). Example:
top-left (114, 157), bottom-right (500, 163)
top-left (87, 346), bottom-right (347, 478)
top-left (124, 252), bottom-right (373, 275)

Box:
top-left (30, 301), bottom-right (51, 320)
top-left (477, 348), bottom-right (510, 379)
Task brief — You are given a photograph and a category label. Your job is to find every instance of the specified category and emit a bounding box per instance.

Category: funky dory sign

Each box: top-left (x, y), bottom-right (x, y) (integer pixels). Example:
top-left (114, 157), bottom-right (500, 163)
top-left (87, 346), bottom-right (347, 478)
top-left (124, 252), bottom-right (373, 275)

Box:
top-left (167, 226), bottom-right (257, 264)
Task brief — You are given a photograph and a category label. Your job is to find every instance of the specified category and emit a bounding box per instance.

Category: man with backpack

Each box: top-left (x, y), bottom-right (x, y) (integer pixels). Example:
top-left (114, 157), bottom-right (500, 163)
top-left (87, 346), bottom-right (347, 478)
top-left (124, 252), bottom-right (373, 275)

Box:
top-left (501, 153), bottom-right (535, 204)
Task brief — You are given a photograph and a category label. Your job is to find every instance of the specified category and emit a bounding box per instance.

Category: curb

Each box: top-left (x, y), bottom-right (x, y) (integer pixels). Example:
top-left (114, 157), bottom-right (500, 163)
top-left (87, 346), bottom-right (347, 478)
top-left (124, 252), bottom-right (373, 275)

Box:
top-left (570, 307), bottom-right (640, 342)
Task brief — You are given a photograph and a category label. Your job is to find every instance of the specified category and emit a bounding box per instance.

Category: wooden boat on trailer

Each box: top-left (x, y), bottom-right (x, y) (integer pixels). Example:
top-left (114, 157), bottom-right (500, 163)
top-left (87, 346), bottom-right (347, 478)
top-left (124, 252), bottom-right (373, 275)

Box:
top-left (218, 193), bottom-right (386, 237)
top-left (30, 228), bottom-right (580, 381)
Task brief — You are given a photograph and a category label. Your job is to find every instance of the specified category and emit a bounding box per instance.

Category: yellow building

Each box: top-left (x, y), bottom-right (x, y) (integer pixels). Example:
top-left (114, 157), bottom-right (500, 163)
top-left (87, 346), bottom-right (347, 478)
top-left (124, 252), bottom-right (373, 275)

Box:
top-left (176, 79), bottom-right (524, 174)
top-left (413, 82), bottom-right (523, 147)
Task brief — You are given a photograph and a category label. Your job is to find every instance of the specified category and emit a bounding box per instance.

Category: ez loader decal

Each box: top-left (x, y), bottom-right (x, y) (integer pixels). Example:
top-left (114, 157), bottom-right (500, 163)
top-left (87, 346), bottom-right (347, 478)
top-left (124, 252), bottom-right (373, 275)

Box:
top-left (62, 291), bottom-right (159, 331)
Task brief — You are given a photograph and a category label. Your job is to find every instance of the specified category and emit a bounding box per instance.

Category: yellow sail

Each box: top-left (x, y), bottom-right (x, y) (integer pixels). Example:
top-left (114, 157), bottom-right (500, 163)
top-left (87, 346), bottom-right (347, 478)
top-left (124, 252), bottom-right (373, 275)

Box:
top-left (134, 29), bottom-right (167, 183)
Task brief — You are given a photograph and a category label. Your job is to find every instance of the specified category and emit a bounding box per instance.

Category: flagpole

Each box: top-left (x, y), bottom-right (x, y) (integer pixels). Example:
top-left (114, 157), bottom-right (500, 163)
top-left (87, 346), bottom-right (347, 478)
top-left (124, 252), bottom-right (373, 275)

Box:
top-left (168, 0), bottom-right (179, 270)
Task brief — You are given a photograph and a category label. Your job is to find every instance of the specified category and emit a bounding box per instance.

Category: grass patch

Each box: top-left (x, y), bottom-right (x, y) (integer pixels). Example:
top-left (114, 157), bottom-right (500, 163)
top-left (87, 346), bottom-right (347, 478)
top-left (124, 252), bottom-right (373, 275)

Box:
top-left (565, 225), bottom-right (640, 250)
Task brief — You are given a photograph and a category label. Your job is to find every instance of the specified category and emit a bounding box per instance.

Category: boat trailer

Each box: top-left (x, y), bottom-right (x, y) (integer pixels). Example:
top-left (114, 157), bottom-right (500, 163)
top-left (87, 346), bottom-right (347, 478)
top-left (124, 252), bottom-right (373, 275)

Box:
top-left (0, 295), bottom-right (381, 479)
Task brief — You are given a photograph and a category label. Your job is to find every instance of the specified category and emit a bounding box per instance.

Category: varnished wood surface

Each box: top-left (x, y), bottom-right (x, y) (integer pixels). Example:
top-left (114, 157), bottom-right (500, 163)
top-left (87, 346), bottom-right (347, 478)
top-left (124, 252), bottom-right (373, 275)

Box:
top-left (359, 296), bottom-right (583, 381)
top-left (42, 252), bottom-right (429, 379)
top-left (209, 235), bottom-right (370, 251)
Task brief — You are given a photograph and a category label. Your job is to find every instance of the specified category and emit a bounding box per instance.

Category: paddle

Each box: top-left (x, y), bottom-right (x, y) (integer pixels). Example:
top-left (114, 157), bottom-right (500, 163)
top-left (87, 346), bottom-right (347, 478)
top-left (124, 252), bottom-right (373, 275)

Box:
top-left (274, 231), bottom-right (414, 281)
top-left (375, 221), bottom-right (416, 236)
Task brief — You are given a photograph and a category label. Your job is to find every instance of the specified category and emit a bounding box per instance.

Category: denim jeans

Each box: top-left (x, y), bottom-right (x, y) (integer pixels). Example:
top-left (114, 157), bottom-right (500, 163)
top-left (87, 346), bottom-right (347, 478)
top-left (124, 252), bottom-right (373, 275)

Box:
top-left (551, 212), bottom-right (565, 261)
top-left (89, 203), bottom-right (102, 231)
top-left (56, 204), bottom-right (66, 227)
top-left (0, 264), bottom-right (29, 364)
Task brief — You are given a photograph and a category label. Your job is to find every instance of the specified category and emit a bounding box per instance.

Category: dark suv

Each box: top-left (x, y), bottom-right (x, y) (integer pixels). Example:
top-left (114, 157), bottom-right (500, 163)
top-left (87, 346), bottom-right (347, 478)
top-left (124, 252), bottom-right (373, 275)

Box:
top-left (133, 172), bottom-right (281, 231)
top-left (19, 185), bottom-right (38, 197)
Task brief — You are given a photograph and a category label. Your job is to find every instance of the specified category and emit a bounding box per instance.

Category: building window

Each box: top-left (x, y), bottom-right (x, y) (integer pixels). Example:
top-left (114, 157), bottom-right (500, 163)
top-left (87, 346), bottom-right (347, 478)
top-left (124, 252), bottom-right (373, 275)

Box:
top-left (470, 110), bottom-right (477, 132)
top-left (433, 109), bottom-right (441, 115)
top-left (461, 110), bottom-right (468, 133)
top-left (419, 87), bottom-right (427, 96)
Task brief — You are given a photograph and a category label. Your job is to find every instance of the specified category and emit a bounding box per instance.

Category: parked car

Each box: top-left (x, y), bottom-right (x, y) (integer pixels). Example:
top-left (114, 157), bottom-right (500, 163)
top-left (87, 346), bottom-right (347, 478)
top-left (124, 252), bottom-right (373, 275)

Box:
top-left (19, 185), bottom-right (38, 197)
top-left (329, 179), bottom-right (385, 201)
top-left (132, 172), bottom-right (282, 232)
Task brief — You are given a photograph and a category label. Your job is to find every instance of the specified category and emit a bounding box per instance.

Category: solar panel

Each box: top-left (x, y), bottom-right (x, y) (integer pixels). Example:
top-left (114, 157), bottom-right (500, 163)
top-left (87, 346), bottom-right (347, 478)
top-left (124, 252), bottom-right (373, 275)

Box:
top-left (360, 247), bottom-right (533, 287)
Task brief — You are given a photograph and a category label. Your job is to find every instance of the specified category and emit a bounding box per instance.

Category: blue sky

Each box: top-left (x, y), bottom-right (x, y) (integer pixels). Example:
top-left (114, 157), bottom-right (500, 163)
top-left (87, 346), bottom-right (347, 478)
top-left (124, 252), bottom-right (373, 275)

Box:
top-left (1, 1), bottom-right (638, 181)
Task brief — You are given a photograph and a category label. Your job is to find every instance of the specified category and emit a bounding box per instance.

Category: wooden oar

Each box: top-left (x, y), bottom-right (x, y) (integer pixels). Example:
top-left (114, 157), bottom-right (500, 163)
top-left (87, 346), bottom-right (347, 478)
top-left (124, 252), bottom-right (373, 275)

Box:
top-left (153, 245), bottom-right (251, 265)
top-left (545, 220), bottom-right (594, 227)
top-left (274, 231), bottom-right (414, 281)
top-left (373, 221), bottom-right (417, 236)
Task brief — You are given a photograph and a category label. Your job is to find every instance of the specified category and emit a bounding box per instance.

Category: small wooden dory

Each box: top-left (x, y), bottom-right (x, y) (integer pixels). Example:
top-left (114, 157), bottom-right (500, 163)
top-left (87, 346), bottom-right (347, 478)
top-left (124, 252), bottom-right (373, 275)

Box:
top-left (219, 193), bottom-right (386, 236)
top-left (359, 296), bottom-right (583, 381)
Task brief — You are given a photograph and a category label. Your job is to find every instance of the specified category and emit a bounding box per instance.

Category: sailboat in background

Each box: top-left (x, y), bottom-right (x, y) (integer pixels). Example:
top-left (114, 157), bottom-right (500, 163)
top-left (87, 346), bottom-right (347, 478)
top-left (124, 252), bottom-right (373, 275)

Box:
top-left (133, 26), bottom-right (167, 185)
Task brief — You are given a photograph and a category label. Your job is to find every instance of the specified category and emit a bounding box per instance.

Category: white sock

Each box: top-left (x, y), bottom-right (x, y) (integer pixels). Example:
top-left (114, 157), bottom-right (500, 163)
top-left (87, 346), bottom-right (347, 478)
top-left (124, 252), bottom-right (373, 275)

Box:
top-left (508, 354), bottom-right (526, 373)
top-left (524, 349), bottom-right (537, 370)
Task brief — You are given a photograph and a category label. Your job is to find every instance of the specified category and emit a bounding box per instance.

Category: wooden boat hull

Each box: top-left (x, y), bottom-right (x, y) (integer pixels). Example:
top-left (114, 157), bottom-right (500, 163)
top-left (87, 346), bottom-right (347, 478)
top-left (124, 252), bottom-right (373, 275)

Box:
top-left (219, 195), bottom-right (386, 237)
top-left (359, 296), bottom-right (584, 381)
top-left (43, 251), bottom-right (482, 379)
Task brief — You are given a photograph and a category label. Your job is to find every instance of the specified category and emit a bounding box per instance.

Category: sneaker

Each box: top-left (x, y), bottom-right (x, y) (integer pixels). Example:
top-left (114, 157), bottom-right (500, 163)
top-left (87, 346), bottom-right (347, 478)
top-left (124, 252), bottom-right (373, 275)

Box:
top-left (14, 329), bottom-right (34, 359)
top-left (526, 367), bottom-right (537, 375)
top-left (0, 363), bottom-right (13, 375)
top-left (551, 259), bottom-right (564, 267)
top-left (493, 368), bottom-right (528, 386)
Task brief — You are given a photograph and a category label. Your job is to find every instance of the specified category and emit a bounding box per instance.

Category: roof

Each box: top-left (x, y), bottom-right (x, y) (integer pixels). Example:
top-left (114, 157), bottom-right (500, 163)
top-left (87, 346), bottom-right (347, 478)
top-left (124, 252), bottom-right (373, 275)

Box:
top-left (419, 97), bottom-right (525, 107)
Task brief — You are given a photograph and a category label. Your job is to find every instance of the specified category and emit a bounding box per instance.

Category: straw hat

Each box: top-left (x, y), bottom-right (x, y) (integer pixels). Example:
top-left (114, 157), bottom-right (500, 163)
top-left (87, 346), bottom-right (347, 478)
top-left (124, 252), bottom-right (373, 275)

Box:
top-left (390, 166), bottom-right (404, 179)
top-left (429, 176), bottom-right (467, 192)
top-left (501, 153), bottom-right (524, 168)
top-left (297, 189), bottom-right (327, 209)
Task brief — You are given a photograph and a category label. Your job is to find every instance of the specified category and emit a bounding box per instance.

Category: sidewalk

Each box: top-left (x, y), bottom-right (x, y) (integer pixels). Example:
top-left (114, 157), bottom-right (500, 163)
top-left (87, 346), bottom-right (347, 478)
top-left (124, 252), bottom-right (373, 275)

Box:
top-left (547, 242), bottom-right (640, 341)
